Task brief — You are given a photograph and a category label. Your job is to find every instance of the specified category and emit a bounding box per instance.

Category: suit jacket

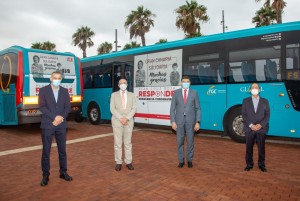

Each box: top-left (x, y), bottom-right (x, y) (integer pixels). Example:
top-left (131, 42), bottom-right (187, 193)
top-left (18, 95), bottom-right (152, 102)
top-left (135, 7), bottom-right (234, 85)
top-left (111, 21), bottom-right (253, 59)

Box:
top-left (39, 84), bottom-right (71, 129)
top-left (110, 90), bottom-right (137, 128)
top-left (242, 96), bottom-right (270, 134)
top-left (170, 88), bottom-right (201, 125)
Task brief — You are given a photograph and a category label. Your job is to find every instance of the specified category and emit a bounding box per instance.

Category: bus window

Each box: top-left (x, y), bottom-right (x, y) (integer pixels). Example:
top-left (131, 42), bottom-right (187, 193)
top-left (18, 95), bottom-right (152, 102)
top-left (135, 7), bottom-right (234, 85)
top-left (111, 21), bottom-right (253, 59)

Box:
top-left (125, 63), bottom-right (133, 92)
top-left (286, 43), bottom-right (300, 81)
top-left (229, 46), bottom-right (281, 82)
top-left (184, 61), bottom-right (224, 84)
top-left (0, 53), bottom-right (18, 90)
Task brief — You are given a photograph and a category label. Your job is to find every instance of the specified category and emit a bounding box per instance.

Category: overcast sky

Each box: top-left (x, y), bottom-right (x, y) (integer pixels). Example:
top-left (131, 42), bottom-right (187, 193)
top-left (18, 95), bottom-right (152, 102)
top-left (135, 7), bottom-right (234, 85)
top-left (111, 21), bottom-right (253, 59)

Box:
top-left (0, 0), bottom-right (299, 58)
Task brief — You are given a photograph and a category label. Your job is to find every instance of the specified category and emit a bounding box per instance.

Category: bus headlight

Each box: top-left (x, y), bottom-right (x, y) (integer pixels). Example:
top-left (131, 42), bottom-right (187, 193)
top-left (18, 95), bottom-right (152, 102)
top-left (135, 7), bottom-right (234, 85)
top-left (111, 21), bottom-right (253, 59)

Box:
top-left (72, 95), bottom-right (82, 102)
top-left (23, 96), bottom-right (38, 105)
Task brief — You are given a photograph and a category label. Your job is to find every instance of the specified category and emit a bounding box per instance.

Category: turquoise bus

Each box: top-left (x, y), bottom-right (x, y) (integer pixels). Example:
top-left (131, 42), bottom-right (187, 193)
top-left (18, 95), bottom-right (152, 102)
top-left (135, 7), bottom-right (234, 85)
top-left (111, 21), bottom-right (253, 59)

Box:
top-left (0, 46), bottom-right (84, 126)
top-left (81, 21), bottom-right (300, 142)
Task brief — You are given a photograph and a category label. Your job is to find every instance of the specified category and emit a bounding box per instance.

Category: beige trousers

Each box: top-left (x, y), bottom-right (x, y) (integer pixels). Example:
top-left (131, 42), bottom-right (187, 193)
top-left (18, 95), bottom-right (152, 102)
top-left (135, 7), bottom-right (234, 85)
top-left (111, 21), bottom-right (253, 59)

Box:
top-left (113, 125), bottom-right (133, 164)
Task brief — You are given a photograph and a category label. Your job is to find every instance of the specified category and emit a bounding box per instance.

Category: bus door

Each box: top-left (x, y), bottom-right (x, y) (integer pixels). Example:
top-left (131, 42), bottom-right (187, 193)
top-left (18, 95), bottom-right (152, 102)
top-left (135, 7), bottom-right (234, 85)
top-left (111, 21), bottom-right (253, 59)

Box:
top-left (0, 84), bottom-right (17, 125)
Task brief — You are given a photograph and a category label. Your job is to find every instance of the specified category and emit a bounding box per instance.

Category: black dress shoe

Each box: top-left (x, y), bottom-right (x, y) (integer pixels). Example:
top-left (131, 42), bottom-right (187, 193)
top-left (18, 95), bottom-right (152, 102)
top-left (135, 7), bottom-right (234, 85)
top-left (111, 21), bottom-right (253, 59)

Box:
top-left (126, 163), bottom-right (134, 170)
top-left (244, 166), bottom-right (253, 171)
top-left (188, 162), bottom-right (193, 168)
top-left (40, 176), bottom-right (49, 186)
top-left (178, 162), bottom-right (185, 168)
top-left (259, 166), bottom-right (267, 172)
top-left (115, 164), bottom-right (122, 171)
top-left (59, 172), bottom-right (73, 181)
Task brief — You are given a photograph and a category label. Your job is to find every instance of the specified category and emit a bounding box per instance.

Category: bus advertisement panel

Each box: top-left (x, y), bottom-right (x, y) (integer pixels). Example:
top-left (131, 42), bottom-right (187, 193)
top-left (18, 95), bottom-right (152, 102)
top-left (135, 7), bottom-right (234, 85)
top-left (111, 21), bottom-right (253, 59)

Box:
top-left (28, 52), bottom-right (77, 96)
top-left (134, 49), bottom-right (182, 125)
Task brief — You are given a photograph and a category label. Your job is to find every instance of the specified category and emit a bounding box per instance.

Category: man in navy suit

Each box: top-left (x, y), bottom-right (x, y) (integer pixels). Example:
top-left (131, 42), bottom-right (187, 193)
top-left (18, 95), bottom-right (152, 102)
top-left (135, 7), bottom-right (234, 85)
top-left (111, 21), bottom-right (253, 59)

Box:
top-left (242, 83), bottom-right (270, 172)
top-left (170, 75), bottom-right (201, 168)
top-left (38, 70), bottom-right (72, 186)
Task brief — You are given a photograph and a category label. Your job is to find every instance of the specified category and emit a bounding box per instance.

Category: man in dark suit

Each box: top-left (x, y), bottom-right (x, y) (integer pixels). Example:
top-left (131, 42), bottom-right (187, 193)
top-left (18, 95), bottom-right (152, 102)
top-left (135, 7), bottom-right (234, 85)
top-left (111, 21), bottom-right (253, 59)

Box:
top-left (38, 70), bottom-right (72, 186)
top-left (170, 75), bottom-right (201, 168)
top-left (242, 83), bottom-right (270, 172)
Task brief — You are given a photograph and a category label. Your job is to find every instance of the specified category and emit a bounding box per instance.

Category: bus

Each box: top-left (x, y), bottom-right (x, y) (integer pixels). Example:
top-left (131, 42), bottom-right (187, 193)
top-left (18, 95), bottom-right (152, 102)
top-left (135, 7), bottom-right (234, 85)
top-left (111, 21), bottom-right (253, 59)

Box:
top-left (0, 46), bottom-right (84, 126)
top-left (80, 21), bottom-right (300, 143)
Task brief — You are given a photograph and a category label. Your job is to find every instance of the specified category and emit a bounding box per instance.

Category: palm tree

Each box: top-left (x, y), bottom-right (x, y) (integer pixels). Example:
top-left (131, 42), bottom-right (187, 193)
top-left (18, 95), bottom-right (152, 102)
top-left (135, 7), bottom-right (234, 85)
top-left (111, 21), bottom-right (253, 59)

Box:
top-left (72, 26), bottom-right (95, 58)
top-left (175, 0), bottom-right (209, 38)
top-left (255, 0), bottom-right (286, 24)
top-left (123, 41), bottom-right (141, 50)
top-left (97, 42), bottom-right (113, 55)
top-left (42, 41), bottom-right (56, 51)
top-left (124, 6), bottom-right (156, 46)
top-left (271, 0), bottom-right (286, 24)
top-left (31, 41), bottom-right (56, 51)
top-left (252, 6), bottom-right (276, 27)
top-left (155, 39), bottom-right (168, 44)
top-left (31, 42), bottom-right (44, 50)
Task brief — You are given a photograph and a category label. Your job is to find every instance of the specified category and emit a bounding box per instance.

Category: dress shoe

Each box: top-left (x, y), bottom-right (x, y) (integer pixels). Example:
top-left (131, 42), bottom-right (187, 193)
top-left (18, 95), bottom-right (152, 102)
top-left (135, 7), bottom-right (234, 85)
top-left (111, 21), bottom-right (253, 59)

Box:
top-left (126, 163), bottom-right (134, 170)
top-left (115, 164), bottom-right (122, 171)
top-left (178, 162), bottom-right (185, 168)
top-left (244, 166), bottom-right (253, 171)
top-left (40, 176), bottom-right (49, 186)
top-left (59, 172), bottom-right (73, 181)
top-left (188, 162), bottom-right (193, 168)
top-left (259, 166), bottom-right (267, 172)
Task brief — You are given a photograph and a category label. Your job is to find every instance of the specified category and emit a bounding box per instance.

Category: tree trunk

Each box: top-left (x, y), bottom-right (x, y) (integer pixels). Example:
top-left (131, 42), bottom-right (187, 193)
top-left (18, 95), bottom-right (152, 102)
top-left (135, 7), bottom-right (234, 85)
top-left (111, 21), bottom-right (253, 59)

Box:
top-left (277, 11), bottom-right (282, 24)
top-left (141, 34), bottom-right (146, 46)
top-left (83, 49), bottom-right (86, 58)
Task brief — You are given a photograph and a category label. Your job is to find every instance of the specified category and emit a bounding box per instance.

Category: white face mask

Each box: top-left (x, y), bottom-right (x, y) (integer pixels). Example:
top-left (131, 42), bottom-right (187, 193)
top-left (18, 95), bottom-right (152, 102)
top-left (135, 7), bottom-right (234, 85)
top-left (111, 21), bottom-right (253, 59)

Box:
top-left (120, 83), bottom-right (127, 91)
top-left (251, 89), bottom-right (259, 96)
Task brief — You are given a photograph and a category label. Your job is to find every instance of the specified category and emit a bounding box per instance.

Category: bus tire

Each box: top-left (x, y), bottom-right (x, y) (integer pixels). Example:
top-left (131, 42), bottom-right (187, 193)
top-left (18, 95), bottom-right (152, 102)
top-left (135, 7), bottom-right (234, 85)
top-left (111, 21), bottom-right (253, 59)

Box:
top-left (225, 106), bottom-right (246, 143)
top-left (88, 102), bottom-right (101, 125)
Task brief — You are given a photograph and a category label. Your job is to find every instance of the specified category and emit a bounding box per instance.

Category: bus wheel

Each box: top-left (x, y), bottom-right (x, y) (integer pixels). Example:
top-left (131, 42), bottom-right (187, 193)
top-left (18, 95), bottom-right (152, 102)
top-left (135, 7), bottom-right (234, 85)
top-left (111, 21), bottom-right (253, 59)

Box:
top-left (225, 106), bottom-right (246, 143)
top-left (88, 103), bottom-right (101, 125)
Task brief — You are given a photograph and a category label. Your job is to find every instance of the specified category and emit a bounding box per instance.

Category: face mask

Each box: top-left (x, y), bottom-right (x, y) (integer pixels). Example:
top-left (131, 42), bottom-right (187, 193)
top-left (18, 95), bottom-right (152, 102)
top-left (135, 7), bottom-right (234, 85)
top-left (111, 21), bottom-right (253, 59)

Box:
top-left (120, 83), bottom-right (127, 91)
top-left (182, 82), bottom-right (190, 89)
top-left (251, 89), bottom-right (259, 96)
top-left (52, 80), bottom-right (61, 87)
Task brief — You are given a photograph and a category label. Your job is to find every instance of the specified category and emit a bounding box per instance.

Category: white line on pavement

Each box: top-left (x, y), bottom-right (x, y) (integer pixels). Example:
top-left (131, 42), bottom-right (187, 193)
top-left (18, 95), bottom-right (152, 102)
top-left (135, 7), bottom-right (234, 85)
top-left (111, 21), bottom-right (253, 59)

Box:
top-left (0, 133), bottom-right (114, 157)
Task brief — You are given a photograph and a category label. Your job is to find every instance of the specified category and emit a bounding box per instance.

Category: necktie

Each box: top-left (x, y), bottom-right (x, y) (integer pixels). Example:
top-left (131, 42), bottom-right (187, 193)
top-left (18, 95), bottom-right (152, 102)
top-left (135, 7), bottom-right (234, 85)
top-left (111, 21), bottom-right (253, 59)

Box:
top-left (184, 89), bottom-right (187, 105)
top-left (121, 91), bottom-right (126, 109)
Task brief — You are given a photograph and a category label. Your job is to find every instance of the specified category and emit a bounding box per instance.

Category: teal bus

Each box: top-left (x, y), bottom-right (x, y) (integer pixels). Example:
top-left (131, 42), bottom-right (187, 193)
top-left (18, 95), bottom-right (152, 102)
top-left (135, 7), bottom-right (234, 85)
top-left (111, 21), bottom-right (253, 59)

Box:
top-left (0, 46), bottom-right (84, 126)
top-left (81, 21), bottom-right (300, 142)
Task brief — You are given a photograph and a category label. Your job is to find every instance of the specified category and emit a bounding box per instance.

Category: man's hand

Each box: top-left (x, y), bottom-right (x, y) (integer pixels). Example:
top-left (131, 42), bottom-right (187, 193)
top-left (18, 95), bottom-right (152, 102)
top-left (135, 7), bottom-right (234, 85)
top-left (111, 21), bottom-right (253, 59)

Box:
top-left (194, 122), bottom-right (200, 132)
top-left (120, 116), bottom-right (128, 125)
top-left (171, 122), bottom-right (177, 130)
top-left (53, 115), bottom-right (64, 126)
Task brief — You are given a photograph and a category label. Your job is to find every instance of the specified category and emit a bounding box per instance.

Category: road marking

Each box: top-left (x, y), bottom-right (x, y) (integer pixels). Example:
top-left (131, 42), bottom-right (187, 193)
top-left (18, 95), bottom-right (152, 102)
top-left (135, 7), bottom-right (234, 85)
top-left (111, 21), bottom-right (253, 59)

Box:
top-left (0, 133), bottom-right (114, 157)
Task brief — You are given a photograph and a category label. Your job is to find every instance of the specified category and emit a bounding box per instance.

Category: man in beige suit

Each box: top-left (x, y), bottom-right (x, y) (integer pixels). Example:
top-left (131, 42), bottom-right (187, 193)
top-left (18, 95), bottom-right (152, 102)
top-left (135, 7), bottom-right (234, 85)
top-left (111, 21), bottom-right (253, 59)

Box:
top-left (110, 79), bottom-right (137, 171)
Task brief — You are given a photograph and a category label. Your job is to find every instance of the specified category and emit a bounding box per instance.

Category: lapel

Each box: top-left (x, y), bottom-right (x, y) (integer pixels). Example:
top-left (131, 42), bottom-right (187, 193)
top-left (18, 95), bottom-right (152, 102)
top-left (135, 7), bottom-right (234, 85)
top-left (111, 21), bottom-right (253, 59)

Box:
top-left (57, 87), bottom-right (64, 105)
top-left (256, 97), bottom-right (263, 114)
top-left (186, 89), bottom-right (192, 105)
top-left (47, 85), bottom-right (57, 105)
top-left (249, 97), bottom-right (256, 114)
top-left (117, 91), bottom-right (123, 108)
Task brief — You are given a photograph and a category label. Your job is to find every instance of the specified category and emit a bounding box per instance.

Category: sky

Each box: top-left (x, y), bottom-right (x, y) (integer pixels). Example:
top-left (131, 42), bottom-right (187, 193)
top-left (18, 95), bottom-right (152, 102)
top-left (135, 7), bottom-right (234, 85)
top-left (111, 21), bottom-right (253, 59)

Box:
top-left (0, 0), bottom-right (299, 58)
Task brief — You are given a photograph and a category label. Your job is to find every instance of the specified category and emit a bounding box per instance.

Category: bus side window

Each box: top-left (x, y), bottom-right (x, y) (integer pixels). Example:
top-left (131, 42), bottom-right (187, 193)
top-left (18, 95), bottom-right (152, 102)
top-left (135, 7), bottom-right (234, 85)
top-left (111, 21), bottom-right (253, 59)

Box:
top-left (218, 63), bottom-right (225, 82)
top-left (265, 59), bottom-right (278, 81)
top-left (241, 61), bottom-right (256, 82)
top-left (84, 74), bottom-right (93, 88)
top-left (94, 74), bottom-right (102, 88)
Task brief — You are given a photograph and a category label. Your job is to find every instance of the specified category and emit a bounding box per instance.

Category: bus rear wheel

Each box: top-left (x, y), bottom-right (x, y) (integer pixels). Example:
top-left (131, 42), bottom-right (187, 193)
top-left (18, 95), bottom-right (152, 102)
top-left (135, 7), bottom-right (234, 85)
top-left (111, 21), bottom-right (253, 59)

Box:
top-left (225, 106), bottom-right (246, 143)
top-left (88, 102), bottom-right (101, 125)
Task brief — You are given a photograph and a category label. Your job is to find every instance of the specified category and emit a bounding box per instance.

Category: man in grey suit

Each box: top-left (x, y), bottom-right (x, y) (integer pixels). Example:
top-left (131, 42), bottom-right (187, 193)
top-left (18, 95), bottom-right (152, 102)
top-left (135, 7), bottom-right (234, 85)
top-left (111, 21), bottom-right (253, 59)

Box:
top-left (110, 79), bottom-right (137, 171)
top-left (170, 75), bottom-right (201, 168)
top-left (242, 83), bottom-right (270, 172)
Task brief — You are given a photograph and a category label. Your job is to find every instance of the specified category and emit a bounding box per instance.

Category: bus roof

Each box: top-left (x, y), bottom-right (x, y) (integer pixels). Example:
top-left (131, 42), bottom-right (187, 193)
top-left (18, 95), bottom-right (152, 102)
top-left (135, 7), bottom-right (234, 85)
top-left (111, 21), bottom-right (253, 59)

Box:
top-left (0, 45), bottom-right (76, 57)
top-left (82, 21), bottom-right (300, 63)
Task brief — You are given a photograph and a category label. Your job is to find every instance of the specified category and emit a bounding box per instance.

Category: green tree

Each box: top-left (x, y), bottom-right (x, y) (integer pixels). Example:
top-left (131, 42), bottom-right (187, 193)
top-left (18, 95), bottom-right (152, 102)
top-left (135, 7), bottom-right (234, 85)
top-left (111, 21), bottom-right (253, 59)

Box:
top-left (31, 42), bottom-right (44, 50)
top-left (252, 6), bottom-right (276, 27)
top-left (155, 39), bottom-right (168, 44)
top-left (123, 41), bottom-right (141, 50)
top-left (97, 42), bottom-right (113, 55)
top-left (124, 6), bottom-right (156, 46)
top-left (31, 41), bottom-right (56, 51)
top-left (271, 0), bottom-right (286, 24)
top-left (175, 0), bottom-right (209, 38)
top-left (255, 0), bottom-right (286, 24)
top-left (72, 26), bottom-right (95, 58)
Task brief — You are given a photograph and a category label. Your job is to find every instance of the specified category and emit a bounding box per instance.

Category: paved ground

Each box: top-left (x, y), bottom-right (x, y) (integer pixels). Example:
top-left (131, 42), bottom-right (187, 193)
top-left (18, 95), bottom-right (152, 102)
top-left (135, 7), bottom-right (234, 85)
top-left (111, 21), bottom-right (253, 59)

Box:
top-left (0, 121), bottom-right (300, 201)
